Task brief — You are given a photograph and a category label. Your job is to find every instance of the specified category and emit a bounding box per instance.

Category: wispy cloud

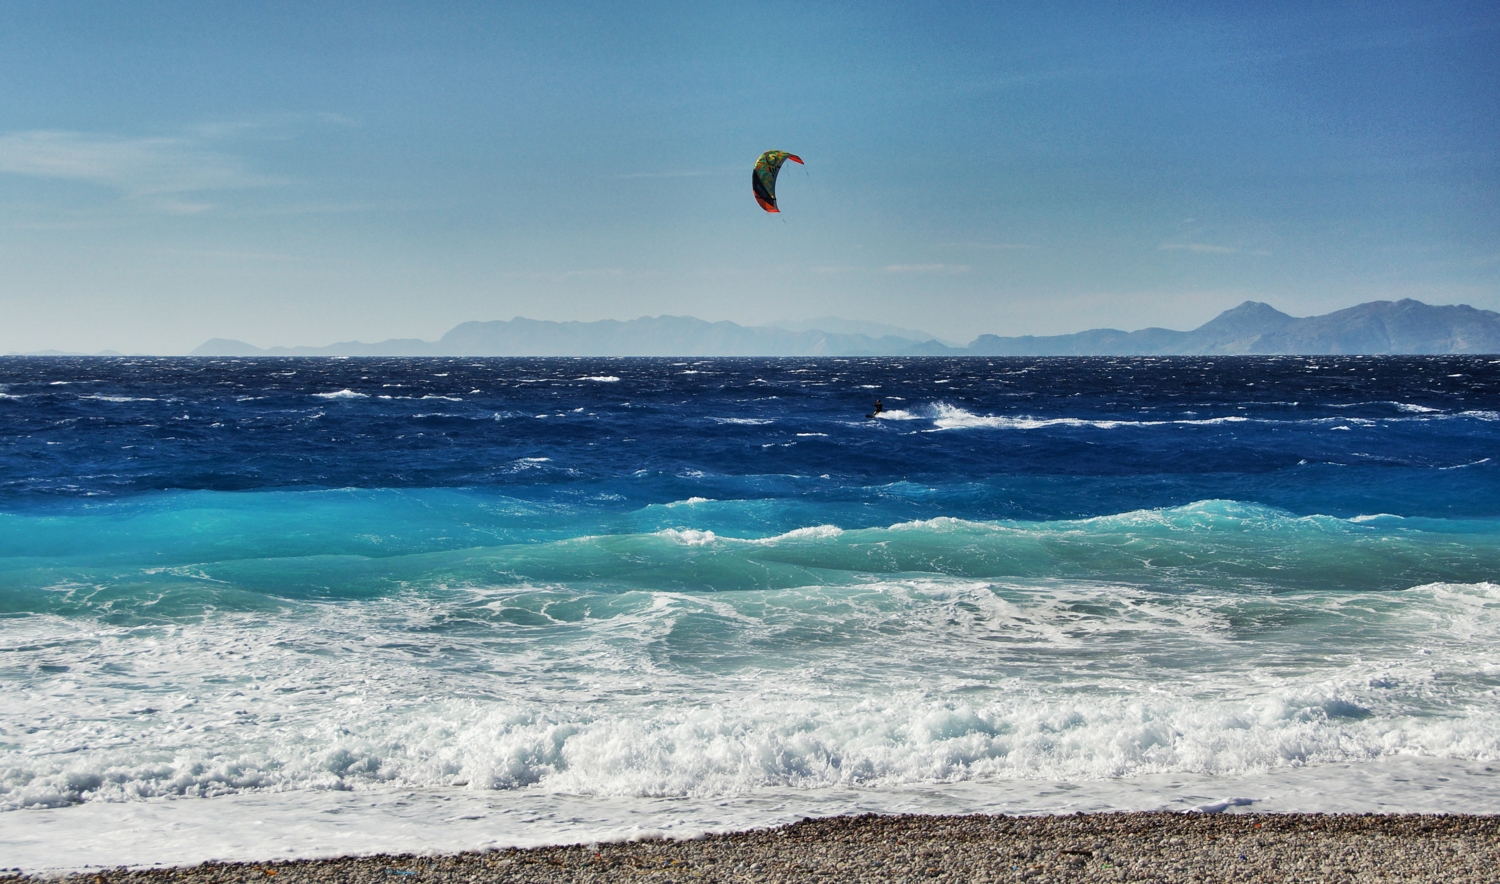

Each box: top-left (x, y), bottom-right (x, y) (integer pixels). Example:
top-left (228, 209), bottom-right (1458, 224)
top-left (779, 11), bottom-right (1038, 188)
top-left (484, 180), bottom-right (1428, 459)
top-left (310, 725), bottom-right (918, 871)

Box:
top-left (612, 168), bottom-right (737, 180)
top-left (0, 131), bottom-right (276, 194)
top-left (239, 200), bottom-right (388, 217)
top-left (940, 241), bottom-right (1037, 251)
top-left (518, 268), bottom-right (665, 281)
top-left (1158, 242), bottom-right (1270, 256)
top-left (0, 128), bottom-right (287, 211)
top-left (186, 113), bottom-right (356, 141)
top-left (150, 248), bottom-right (298, 262)
top-left (883, 263), bottom-right (970, 274)
top-left (553, 268), bottom-right (626, 279)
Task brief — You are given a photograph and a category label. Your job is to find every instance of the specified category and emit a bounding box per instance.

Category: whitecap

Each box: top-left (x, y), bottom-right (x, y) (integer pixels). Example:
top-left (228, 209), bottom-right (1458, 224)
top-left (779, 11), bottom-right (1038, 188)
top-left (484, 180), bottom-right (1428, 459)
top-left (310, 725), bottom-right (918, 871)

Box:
top-left (750, 524), bottom-right (844, 543)
top-left (658, 528), bottom-right (717, 545)
top-left (313, 390), bottom-right (368, 399)
top-left (81, 395), bottom-right (158, 403)
top-left (1181, 416), bottom-right (1250, 425)
top-left (918, 403), bottom-right (1256, 430)
top-left (664, 497), bottom-right (712, 507)
top-left (929, 404), bottom-right (1157, 430)
top-left (579, 376), bottom-right (620, 382)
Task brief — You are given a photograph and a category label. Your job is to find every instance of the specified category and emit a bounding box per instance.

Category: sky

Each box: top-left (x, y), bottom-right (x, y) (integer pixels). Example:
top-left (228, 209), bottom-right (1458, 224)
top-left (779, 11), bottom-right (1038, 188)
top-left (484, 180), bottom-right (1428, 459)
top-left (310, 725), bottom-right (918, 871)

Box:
top-left (1, 1), bottom-right (1497, 353)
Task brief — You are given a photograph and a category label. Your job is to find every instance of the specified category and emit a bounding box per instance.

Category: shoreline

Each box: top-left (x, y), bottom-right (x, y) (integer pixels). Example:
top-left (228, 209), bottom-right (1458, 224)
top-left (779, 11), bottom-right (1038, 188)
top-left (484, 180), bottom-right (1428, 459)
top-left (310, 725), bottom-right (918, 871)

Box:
top-left (8, 757), bottom-right (1499, 872)
top-left (16, 812), bottom-right (1500, 883)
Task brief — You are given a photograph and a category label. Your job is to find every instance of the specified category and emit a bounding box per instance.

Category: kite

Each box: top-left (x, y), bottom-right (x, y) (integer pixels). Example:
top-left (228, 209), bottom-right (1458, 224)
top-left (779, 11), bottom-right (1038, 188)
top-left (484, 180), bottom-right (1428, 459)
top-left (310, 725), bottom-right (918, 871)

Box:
top-left (752, 150), bottom-right (803, 213)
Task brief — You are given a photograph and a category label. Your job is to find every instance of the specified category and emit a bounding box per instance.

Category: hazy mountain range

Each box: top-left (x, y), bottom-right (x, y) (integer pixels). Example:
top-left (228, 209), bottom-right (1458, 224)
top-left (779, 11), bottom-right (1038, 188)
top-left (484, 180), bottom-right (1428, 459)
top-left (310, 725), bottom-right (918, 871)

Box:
top-left (14, 299), bottom-right (1497, 357)
top-left (966, 299), bottom-right (1500, 356)
top-left (186, 299), bottom-right (1500, 357)
top-left (193, 317), bottom-right (938, 358)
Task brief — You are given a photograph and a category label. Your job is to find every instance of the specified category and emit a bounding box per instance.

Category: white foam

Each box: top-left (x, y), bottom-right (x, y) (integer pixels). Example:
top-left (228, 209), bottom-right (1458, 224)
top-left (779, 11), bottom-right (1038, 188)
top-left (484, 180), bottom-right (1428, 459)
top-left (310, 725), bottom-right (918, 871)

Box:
top-left (924, 404), bottom-right (1253, 431)
top-left (910, 401), bottom-right (1493, 433)
top-left (5, 570), bottom-right (1500, 870)
top-left (312, 390), bottom-right (368, 399)
top-left (6, 578), bottom-right (1498, 806)
top-left (579, 376), bottom-right (620, 382)
top-left (710, 417), bottom-right (774, 425)
top-left (1184, 415), bottom-right (1251, 425)
top-left (658, 528), bottom-right (717, 545)
top-left (4, 758), bottom-right (1498, 872)
top-left (750, 524), bottom-right (844, 543)
top-left (663, 497), bottom-right (712, 507)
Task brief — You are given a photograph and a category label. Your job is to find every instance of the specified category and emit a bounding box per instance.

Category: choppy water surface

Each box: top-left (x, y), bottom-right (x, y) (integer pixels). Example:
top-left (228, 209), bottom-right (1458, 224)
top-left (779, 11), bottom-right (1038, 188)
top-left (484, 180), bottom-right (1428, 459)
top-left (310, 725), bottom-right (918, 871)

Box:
top-left (2, 356), bottom-right (1498, 867)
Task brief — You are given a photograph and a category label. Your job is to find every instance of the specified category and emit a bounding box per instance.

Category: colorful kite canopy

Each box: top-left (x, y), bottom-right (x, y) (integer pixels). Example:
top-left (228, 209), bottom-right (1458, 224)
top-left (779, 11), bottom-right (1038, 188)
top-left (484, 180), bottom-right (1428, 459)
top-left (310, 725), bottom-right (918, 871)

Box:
top-left (753, 150), bottom-right (803, 213)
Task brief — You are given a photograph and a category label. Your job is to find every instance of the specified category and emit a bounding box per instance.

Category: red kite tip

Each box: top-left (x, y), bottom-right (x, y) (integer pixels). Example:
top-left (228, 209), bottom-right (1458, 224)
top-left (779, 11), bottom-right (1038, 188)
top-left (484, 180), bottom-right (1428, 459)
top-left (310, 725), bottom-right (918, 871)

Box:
top-left (788, 155), bottom-right (804, 164)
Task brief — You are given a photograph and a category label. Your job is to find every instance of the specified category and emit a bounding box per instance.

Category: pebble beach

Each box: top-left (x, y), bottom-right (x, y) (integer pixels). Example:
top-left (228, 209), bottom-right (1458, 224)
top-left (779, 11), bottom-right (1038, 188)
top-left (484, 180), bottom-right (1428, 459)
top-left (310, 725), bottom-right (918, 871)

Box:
top-left (20, 812), bottom-right (1499, 884)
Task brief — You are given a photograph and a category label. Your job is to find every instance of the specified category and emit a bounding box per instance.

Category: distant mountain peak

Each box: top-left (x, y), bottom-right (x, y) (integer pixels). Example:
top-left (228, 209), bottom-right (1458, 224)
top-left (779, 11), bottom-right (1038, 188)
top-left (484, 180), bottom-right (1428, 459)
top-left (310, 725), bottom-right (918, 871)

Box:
top-left (1193, 301), bottom-right (1297, 340)
top-left (1218, 300), bottom-right (1290, 321)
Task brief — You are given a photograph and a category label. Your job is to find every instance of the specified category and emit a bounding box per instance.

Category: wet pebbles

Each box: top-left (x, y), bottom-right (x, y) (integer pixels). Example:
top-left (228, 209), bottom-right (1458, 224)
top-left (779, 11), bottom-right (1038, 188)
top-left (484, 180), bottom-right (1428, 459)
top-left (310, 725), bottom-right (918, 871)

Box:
top-left (18, 812), bottom-right (1500, 883)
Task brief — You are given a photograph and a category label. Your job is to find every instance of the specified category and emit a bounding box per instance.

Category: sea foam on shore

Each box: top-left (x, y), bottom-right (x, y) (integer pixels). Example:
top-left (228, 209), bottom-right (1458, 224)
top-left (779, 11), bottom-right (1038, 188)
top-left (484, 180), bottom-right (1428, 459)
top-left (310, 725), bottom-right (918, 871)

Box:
top-left (3, 756), bottom-right (1496, 873)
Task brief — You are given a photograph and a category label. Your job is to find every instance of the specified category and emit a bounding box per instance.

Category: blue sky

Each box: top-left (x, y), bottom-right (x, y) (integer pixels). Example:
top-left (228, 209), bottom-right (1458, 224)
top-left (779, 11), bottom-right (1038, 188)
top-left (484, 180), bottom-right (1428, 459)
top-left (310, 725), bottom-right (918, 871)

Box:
top-left (1, 1), bottom-right (1496, 353)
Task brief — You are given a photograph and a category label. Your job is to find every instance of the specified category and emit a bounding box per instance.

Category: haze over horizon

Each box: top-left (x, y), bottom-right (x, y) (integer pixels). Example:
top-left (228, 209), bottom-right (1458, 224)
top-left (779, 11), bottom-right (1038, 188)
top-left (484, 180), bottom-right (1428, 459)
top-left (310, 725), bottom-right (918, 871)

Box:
top-left (2, 2), bottom-right (1497, 354)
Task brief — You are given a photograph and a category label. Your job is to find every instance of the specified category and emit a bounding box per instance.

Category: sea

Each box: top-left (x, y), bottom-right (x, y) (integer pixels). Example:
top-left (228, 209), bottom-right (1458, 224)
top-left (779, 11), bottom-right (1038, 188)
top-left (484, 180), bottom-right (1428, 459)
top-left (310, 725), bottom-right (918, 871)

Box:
top-left (2, 355), bottom-right (1499, 870)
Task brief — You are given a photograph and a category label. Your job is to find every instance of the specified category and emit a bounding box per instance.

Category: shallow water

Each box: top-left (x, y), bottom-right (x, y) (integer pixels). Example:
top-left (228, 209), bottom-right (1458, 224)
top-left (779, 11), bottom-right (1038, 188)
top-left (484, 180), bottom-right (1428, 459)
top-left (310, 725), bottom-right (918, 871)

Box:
top-left (2, 356), bottom-right (1498, 868)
